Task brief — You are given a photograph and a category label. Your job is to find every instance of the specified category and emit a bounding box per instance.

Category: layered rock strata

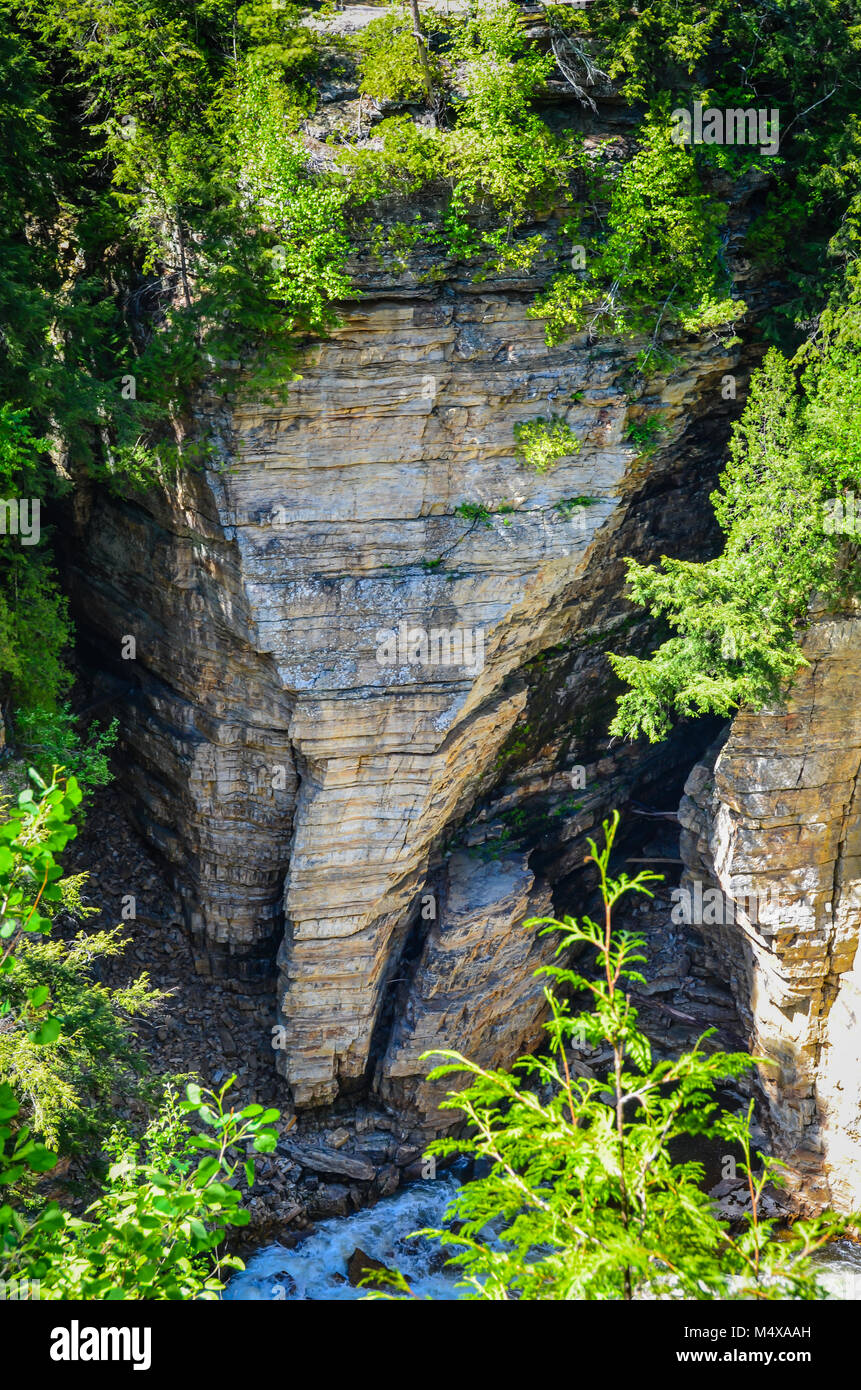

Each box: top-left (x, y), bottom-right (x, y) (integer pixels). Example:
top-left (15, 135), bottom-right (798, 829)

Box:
top-left (378, 850), bottom-right (553, 1127)
top-left (67, 278), bottom-right (744, 1109)
top-left (679, 604), bottom-right (861, 1211)
top-left (64, 120), bottom-right (764, 1113)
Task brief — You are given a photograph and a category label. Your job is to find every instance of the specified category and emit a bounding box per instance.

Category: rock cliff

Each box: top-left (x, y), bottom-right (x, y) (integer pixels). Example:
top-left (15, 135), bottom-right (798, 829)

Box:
top-left (679, 602), bottom-right (861, 1212)
top-left (63, 100), bottom-right (762, 1130)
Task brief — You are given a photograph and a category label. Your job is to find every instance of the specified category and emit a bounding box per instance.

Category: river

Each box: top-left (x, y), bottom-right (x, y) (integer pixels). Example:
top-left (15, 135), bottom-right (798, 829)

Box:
top-left (225, 1172), bottom-right (861, 1302)
top-left (225, 1171), bottom-right (464, 1301)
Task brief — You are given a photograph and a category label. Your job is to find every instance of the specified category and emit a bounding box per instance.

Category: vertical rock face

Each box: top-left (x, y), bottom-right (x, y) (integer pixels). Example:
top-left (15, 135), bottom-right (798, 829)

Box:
top-left (68, 473), bottom-right (298, 986)
top-left (226, 287), bottom-right (745, 1109)
top-left (378, 850), bottom-right (553, 1135)
top-left (234, 290), bottom-right (640, 1106)
top-left (66, 238), bottom-right (752, 1116)
top-left (679, 604), bottom-right (861, 1211)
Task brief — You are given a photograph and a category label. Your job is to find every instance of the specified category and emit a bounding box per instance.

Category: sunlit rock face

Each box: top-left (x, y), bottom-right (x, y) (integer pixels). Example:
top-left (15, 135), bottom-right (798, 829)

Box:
top-left (65, 170), bottom-right (759, 1114)
top-left (232, 291), bottom-right (633, 1105)
top-left (679, 602), bottom-right (861, 1213)
top-left (220, 274), bottom-right (751, 1106)
top-left (376, 849), bottom-right (553, 1138)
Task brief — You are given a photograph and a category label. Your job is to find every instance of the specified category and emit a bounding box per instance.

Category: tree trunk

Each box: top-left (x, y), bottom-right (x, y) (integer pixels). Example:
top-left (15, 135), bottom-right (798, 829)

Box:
top-left (407, 0), bottom-right (435, 108)
top-left (177, 221), bottom-right (192, 309)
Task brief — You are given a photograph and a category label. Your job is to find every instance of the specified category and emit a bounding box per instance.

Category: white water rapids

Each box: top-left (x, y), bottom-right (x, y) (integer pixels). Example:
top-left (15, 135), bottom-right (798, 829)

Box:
top-left (225, 1170), bottom-right (465, 1301)
top-left (225, 1169), bottom-right (861, 1302)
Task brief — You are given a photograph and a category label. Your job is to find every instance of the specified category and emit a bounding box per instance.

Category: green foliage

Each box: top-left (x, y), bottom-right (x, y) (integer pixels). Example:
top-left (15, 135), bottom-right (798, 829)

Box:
top-left (10, 706), bottom-right (118, 793)
top-left (0, 768), bottom-right (156, 1158)
top-left (0, 769), bottom-right (83, 1056)
top-left (454, 502), bottom-right (494, 527)
top-left (0, 560), bottom-right (71, 716)
top-left (625, 411), bottom-right (666, 457)
top-left (341, 115), bottom-right (443, 206)
top-left (10, 0), bottom-right (336, 462)
top-left (0, 410), bottom-right (71, 714)
top-left (368, 213), bottom-right (428, 273)
top-left (228, 66), bottom-right (351, 333)
top-left (553, 1), bottom-right (861, 341)
top-left (0, 416), bottom-right (118, 781)
top-left (0, 923), bottom-right (162, 1157)
top-left (374, 814), bottom-right (857, 1300)
top-left (454, 500), bottom-right (516, 529)
top-left (441, 3), bottom-right (576, 263)
top-left (0, 1), bottom-right (344, 731)
top-left (553, 495), bottom-right (600, 518)
top-left (357, 8), bottom-right (438, 103)
top-left (0, 770), bottom-right (280, 1296)
top-left (610, 325), bottom-right (861, 741)
top-left (0, 406), bottom-right (47, 499)
top-left (2, 0), bottom-right (861, 775)
top-left (450, 1), bottom-right (554, 134)
top-left (514, 415), bottom-right (580, 472)
top-left (348, 3), bottom-right (580, 266)
top-left (1, 1078), bottom-right (278, 1299)
top-left (531, 122), bottom-right (743, 350)
top-left (236, 0), bottom-right (319, 77)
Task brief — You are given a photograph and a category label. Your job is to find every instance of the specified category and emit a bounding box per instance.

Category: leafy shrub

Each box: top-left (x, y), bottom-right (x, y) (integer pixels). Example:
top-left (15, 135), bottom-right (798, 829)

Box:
top-left (10, 706), bottom-right (118, 794)
top-left (342, 115), bottom-right (443, 205)
top-left (514, 415), bottom-right (581, 472)
top-left (0, 559), bottom-right (71, 716)
top-left (553, 495), bottom-right (600, 518)
top-left (1, 1077), bottom-right (278, 1299)
top-left (454, 500), bottom-right (516, 529)
top-left (372, 815), bottom-right (857, 1300)
top-left (0, 768), bottom-right (159, 1160)
top-left (0, 771), bottom-right (279, 1298)
top-left (357, 9), bottom-right (438, 103)
top-left (0, 923), bottom-right (162, 1156)
top-left (530, 123), bottom-right (745, 350)
top-left (445, 2), bottom-right (575, 236)
top-left (625, 412), bottom-right (666, 457)
top-left (229, 66), bottom-right (352, 336)
top-left (0, 409), bottom-right (71, 715)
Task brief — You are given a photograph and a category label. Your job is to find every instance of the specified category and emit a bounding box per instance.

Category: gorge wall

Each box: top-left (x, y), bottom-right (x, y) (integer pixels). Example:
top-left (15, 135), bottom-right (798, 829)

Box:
top-left (679, 602), bottom-right (861, 1213)
top-left (66, 266), bottom-right (749, 1129)
top-left (61, 67), bottom-right (773, 1143)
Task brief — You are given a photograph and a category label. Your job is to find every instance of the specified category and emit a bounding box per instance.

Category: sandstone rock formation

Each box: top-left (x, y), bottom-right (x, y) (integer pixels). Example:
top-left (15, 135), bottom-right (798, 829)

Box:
top-left (378, 849), bottom-right (553, 1132)
top-left (67, 272), bottom-right (742, 1114)
top-left (679, 602), bottom-right (861, 1211)
top-left (63, 95), bottom-right (762, 1122)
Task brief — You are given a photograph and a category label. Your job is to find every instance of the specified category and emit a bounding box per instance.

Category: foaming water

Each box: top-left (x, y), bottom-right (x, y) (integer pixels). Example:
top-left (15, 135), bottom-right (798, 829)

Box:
top-left (812, 1240), bottom-right (861, 1299)
top-left (224, 1171), bottom-right (466, 1301)
top-left (225, 1175), bottom-right (861, 1302)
